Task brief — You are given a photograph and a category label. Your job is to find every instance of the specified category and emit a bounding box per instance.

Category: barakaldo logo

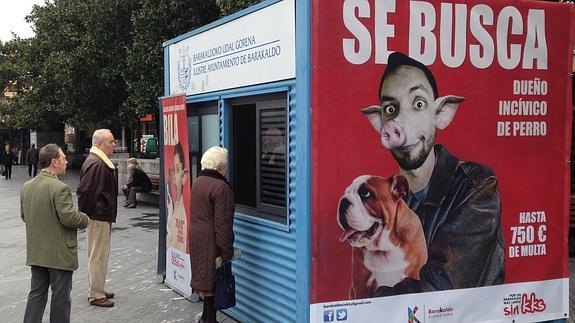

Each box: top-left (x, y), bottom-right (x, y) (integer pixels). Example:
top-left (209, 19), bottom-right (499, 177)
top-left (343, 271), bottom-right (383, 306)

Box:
top-left (504, 293), bottom-right (547, 316)
top-left (407, 306), bottom-right (422, 323)
top-left (428, 305), bottom-right (455, 320)
top-left (428, 306), bottom-right (454, 314)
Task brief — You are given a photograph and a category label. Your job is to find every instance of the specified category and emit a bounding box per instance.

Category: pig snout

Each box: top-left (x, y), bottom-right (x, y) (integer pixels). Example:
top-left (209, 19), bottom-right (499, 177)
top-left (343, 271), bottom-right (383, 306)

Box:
top-left (381, 120), bottom-right (406, 149)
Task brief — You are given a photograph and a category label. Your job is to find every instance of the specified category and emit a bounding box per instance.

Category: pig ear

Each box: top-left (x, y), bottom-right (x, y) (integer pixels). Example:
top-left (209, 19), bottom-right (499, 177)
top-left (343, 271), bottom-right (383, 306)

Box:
top-left (361, 105), bottom-right (383, 132)
top-left (434, 95), bottom-right (465, 130)
top-left (390, 174), bottom-right (409, 199)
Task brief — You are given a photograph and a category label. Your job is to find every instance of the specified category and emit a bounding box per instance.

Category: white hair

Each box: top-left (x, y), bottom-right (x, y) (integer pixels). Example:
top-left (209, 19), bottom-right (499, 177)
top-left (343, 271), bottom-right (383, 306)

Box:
top-left (92, 129), bottom-right (112, 146)
top-left (201, 146), bottom-right (228, 171)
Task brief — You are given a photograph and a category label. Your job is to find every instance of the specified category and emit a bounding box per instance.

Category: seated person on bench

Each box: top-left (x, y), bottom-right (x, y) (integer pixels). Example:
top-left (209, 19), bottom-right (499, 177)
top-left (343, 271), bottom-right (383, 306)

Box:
top-left (122, 158), bottom-right (152, 208)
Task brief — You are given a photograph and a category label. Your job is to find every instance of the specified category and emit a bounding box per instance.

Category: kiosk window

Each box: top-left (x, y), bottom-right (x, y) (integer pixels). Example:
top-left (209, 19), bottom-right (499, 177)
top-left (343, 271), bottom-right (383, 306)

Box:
top-left (232, 96), bottom-right (287, 224)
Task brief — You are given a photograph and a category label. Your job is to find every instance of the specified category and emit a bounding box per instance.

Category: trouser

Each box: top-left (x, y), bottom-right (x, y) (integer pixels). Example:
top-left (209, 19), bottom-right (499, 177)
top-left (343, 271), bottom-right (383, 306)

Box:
top-left (87, 219), bottom-right (111, 301)
top-left (201, 296), bottom-right (217, 323)
top-left (23, 266), bottom-right (73, 323)
top-left (4, 164), bottom-right (11, 179)
top-left (126, 186), bottom-right (146, 204)
top-left (28, 163), bottom-right (38, 177)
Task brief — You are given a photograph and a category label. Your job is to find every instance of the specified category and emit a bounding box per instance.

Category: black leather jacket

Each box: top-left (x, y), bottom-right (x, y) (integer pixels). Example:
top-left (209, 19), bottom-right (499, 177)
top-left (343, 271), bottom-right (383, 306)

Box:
top-left (379, 145), bottom-right (505, 295)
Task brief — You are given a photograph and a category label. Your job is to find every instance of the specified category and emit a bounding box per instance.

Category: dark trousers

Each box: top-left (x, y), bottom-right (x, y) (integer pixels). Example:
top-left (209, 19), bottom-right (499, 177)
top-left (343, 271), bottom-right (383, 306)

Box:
top-left (4, 164), bottom-right (11, 179)
top-left (23, 266), bottom-right (73, 323)
top-left (201, 296), bottom-right (217, 323)
top-left (28, 163), bottom-right (38, 177)
top-left (122, 186), bottom-right (146, 204)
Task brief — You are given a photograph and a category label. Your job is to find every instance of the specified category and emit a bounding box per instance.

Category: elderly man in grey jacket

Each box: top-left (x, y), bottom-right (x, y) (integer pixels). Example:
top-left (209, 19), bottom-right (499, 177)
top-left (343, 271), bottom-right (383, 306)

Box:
top-left (21, 144), bottom-right (89, 323)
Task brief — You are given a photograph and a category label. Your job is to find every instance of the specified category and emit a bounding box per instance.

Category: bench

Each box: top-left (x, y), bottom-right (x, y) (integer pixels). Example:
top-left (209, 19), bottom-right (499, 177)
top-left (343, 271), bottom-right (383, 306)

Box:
top-left (134, 174), bottom-right (159, 205)
top-left (149, 174), bottom-right (160, 195)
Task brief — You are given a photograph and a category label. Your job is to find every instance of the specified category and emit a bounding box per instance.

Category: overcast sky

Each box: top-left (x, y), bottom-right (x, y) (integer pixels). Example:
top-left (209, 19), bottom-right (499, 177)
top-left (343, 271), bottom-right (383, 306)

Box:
top-left (0, 0), bottom-right (45, 42)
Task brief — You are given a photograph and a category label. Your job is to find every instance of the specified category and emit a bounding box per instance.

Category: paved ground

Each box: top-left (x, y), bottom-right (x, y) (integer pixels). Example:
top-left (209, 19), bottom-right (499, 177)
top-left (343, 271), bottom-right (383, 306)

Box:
top-left (0, 165), bottom-right (237, 323)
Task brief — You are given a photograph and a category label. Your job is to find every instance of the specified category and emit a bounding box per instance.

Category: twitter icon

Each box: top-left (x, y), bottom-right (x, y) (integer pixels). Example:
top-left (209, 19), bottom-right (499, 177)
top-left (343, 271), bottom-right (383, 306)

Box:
top-left (336, 309), bottom-right (347, 321)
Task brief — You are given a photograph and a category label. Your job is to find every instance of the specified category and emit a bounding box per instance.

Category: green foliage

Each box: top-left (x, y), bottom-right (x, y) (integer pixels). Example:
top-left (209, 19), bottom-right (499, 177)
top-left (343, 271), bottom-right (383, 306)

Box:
top-left (0, 0), bottom-right (261, 131)
top-left (0, 37), bottom-right (54, 129)
top-left (0, 38), bottom-right (31, 92)
top-left (124, 0), bottom-right (220, 126)
top-left (0, 0), bottom-right (138, 130)
top-left (28, 0), bottom-right (138, 130)
top-left (216, 0), bottom-right (262, 16)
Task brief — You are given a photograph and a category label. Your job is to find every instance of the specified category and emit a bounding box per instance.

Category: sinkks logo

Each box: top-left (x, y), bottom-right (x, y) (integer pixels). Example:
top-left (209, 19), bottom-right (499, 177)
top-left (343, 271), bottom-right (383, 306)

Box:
top-left (408, 306), bottom-right (422, 323)
top-left (336, 308), bottom-right (348, 321)
top-left (323, 310), bottom-right (334, 322)
top-left (503, 292), bottom-right (547, 316)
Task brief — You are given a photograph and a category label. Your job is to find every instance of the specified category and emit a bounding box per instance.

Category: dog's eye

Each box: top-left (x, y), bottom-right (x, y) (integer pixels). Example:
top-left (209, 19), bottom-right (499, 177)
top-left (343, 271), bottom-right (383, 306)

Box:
top-left (358, 187), bottom-right (373, 201)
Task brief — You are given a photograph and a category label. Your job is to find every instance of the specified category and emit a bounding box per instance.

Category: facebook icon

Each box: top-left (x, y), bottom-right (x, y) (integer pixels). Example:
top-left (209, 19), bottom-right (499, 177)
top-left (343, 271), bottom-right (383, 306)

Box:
top-left (323, 310), bottom-right (334, 322)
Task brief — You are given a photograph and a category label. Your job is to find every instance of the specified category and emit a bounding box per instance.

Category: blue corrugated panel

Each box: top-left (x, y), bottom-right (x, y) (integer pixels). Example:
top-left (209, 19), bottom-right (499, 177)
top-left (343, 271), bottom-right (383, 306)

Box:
top-left (228, 219), bottom-right (297, 322)
top-left (224, 86), bottom-right (299, 323)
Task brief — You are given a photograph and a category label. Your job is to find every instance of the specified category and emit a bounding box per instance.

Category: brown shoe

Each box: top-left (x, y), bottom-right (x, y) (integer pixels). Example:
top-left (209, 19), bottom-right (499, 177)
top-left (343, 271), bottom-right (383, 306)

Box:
top-left (105, 292), bottom-right (115, 299)
top-left (90, 298), bottom-right (114, 307)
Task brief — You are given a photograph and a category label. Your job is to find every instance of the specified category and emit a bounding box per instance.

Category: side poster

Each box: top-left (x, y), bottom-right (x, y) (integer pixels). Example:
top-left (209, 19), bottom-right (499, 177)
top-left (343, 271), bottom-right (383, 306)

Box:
top-left (162, 94), bottom-right (192, 297)
top-left (311, 1), bottom-right (574, 322)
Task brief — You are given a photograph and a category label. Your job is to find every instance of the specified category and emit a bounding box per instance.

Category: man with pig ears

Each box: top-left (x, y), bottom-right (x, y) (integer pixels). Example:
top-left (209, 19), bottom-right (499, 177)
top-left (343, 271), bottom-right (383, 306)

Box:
top-left (362, 52), bottom-right (505, 295)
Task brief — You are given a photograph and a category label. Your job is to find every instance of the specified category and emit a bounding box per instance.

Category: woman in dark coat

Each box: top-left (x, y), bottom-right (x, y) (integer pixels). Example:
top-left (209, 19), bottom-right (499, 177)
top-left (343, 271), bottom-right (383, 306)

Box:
top-left (121, 158), bottom-right (152, 208)
top-left (189, 146), bottom-right (234, 323)
top-left (0, 144), bottom-right (16, 179)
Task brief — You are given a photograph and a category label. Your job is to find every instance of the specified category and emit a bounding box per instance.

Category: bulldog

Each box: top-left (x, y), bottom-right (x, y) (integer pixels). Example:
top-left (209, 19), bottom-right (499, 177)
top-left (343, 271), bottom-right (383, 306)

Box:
top-left (337, 174), bottom-right (427, 299)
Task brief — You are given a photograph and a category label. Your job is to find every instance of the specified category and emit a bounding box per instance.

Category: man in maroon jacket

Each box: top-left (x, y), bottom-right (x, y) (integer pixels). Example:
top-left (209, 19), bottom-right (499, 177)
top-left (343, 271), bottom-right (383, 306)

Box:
top-left (77, 129), bottom-right (118, 307)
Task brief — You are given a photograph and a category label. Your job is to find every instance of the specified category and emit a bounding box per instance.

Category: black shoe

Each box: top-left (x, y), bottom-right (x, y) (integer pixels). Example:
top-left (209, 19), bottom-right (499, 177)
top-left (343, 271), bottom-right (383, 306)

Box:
top-left (89, 298), bottom-right (114, 307)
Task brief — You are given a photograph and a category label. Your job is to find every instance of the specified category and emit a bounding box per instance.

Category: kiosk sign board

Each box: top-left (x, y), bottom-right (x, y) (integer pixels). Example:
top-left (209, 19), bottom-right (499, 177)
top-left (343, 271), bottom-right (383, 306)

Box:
top-left (162, 94), bottom-right (192, 297)
top-left (167, 0), bottom-right (295, 96)
top-left (310, 1), bottom-right (574, 322)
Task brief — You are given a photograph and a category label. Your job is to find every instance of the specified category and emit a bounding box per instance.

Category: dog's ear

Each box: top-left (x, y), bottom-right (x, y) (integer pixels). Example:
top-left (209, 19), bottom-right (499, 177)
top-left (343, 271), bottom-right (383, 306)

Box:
top-left (390, 174), bottom-right (409, 200)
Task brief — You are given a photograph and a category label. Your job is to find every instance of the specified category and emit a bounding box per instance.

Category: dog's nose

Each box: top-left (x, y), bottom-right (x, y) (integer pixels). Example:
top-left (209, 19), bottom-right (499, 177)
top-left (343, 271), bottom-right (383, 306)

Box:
top-left (338, 198), bottom-right (351, 228)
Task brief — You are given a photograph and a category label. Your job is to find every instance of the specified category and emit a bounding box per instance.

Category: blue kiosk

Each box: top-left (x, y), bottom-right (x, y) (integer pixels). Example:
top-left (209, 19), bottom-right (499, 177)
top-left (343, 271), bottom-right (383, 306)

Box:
top-left (162, 1), bottom-right (573, 322)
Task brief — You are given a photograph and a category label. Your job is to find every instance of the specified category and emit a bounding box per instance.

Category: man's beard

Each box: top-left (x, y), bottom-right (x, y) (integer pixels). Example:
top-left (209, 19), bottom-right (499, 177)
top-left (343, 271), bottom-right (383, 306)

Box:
top-left (391, 135), bottom-right (435, 170)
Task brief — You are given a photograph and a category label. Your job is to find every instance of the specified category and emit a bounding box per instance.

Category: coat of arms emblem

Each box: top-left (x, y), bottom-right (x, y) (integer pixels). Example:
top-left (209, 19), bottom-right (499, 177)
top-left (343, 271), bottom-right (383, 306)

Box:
top-left (177, 46), bottom-right (192, 91)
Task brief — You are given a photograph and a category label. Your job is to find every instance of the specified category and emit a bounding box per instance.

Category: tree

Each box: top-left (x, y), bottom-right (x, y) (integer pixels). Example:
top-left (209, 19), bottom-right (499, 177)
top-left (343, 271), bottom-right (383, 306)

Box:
top-left (0, 0), bottom-right (259, 132)
top-left (216, 0), bottom-right (262, 16)
top-left (124, 0), bottom-right (220, 125)
top-left (0, 38), bottom-right (30, 92)
top-left (0, 0), bottom-right (139, 131)
top-left (0, 37), bottom-right (63, 130)
top-left (28, 0), bottom-right (138, 130)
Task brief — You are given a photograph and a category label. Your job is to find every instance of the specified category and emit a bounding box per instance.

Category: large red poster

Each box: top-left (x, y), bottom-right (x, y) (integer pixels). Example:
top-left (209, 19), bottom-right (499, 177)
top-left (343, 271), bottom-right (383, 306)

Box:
top-left (310, 1), bottom-right (574, 322)
top-left (162, 94), bottom-right (192, 296)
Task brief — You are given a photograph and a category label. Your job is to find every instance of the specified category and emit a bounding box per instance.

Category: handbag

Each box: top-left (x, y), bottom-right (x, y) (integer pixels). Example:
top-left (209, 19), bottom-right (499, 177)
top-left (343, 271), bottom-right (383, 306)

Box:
top-left (0, 164), bottom-right (5, 176)
top-left (214, 259), bottom-right (236, 310)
